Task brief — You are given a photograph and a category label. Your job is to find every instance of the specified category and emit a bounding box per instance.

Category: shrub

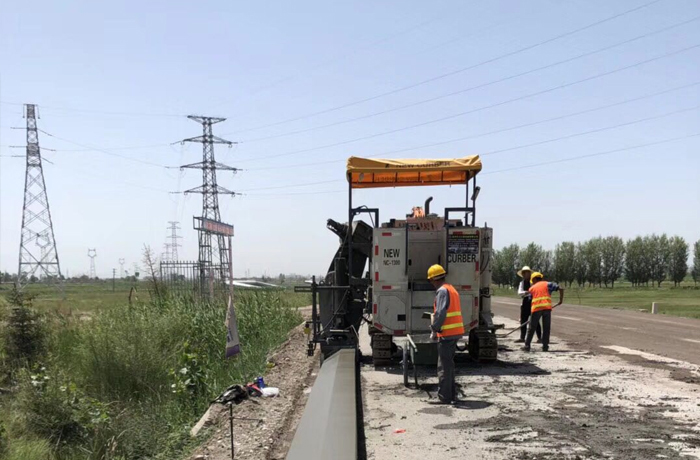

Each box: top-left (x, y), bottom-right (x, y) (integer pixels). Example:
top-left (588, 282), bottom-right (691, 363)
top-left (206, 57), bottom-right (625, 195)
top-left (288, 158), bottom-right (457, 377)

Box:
top-left (2, 287), bottom-right (47, 371)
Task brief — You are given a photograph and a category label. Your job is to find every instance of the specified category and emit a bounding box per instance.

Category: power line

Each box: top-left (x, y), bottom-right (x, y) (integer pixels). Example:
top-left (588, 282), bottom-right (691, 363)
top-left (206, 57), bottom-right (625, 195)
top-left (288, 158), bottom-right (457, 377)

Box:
top-left (222, 0), bottom-right (663, 136)
top-left (258, 108), bottom-right (699, 189)
top-left (238, 179), bottom-right (340, 193)
top-left (37, 128), bottom-right (173, 168)
top-left (237, 43), bottom-right (700, 163)
top-left (483, 132), bottom-right (700, 176)
top-left (0, 100), bottom-right (184, 118)
top-left (245, 189), bottom-right (345, 197)
top-left (480, 104), bottom-right (700, 157)
top-left (208, 4), bottom-right (468, 111)
top-left (240, 131), bottom-right (700, 194)
top-left (245, 80), bottom-right (700, 171)
top-left (36, 141), bottom-right (174, 153)
top-left (237, 15), bottom-right (700, 144)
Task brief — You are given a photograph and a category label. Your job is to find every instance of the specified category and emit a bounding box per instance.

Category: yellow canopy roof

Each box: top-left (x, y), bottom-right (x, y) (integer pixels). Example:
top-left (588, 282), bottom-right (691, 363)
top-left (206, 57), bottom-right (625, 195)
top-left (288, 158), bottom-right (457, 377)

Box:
top-left (346, 156), bottom-right (482, 189)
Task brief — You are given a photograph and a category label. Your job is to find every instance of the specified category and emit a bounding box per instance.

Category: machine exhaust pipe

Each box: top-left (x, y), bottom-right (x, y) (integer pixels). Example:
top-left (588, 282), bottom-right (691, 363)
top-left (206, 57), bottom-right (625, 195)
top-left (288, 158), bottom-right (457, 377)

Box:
top-left (424, 196), bottom-right (433, 215)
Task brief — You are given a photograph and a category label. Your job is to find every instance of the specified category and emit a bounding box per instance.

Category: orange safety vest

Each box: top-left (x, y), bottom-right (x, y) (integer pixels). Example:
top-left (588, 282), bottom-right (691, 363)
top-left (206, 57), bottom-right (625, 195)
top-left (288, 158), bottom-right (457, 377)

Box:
top-left (529, 281), bottom-right (552, 313)
top-left (433, 284), bottom-right (465, 338)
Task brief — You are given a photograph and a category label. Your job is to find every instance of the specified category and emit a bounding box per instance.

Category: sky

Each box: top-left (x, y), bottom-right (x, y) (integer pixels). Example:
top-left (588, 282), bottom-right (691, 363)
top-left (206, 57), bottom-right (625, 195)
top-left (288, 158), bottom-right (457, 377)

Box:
top-left (1, 0), bottom-right (699, 278)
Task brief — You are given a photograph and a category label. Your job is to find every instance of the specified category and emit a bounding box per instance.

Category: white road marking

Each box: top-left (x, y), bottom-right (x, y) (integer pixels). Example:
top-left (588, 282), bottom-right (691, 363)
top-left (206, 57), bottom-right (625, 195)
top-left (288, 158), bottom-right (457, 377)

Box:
top-left (619, 327), bottom-right (638, 331)
top-left (496, 299), bottom-right (521, 306)
top-left (681, 338), bottom-right (700, 345)
top-left (555, 315), bottom-right (581, 321)
top-left (600, 346), bottom-right (700, 376)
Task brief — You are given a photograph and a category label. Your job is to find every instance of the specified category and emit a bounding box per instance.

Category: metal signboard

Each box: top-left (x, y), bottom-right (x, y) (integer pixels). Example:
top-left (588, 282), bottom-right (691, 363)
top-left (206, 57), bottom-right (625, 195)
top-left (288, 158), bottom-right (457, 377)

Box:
top-left (193, 216), bottom-right (234, 236)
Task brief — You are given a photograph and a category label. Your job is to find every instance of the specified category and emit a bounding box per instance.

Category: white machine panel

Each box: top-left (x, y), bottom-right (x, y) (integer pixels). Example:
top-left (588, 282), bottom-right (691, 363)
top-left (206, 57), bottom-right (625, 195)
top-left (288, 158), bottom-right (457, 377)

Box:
top-left (409, 290), bottom-right (434, 333)
top-left (374, 294), bottom-right (407, 333)
top-left (372, 224), bottom-right (483, 337)
top-left (373, 228), bottom-right (407, 286)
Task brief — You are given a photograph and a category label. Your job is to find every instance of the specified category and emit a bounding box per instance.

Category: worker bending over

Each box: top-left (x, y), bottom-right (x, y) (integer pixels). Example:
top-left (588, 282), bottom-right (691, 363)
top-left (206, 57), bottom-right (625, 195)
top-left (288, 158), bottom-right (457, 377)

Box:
top-left (427, 264), bottom-right (464, 404)
top-left (523, 272), bottom-right (564, 352)
top-left (515, 265), bottom-right (541, 343)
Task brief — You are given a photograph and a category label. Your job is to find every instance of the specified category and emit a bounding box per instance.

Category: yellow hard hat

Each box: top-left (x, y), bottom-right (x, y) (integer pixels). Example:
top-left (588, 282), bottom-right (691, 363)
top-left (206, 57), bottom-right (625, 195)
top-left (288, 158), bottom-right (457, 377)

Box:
top-left (530, 272), bottom-right (544, 283)
top-left (427, 264), bottom-right (446, 280)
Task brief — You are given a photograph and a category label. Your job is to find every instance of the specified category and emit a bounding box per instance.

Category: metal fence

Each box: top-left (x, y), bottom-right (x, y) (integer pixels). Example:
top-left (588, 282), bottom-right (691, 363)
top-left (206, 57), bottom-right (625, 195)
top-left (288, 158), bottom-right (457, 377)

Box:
top-left (160, 260), bottom-right (229, 299)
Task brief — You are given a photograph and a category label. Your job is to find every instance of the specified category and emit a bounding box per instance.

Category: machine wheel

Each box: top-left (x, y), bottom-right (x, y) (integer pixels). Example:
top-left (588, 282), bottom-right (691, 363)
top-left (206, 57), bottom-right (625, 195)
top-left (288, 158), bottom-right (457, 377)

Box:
top-left (468, 328), bottom-right (498, 362)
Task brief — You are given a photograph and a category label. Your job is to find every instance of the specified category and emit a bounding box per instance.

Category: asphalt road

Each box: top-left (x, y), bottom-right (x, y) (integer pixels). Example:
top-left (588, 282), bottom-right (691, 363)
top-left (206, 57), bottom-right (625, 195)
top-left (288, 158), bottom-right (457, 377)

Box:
top-left (492, 297), bottom-right (700, 366)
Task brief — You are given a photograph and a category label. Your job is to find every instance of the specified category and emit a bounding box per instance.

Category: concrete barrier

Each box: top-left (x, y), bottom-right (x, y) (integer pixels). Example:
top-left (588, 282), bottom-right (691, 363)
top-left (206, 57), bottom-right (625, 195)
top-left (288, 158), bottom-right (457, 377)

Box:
top-left (286, 349), bottom-right (358, 460)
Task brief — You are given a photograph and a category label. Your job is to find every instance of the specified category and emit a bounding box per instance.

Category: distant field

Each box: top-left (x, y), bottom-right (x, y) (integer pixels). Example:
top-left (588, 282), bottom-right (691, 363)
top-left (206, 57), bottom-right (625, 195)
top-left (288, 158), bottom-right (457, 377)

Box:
top-left (0, 281), bottom-right (310, 313)
top-left (0, 281), bottom-right (139, 312)
top-left (492, 281), bottom-right (700, 319)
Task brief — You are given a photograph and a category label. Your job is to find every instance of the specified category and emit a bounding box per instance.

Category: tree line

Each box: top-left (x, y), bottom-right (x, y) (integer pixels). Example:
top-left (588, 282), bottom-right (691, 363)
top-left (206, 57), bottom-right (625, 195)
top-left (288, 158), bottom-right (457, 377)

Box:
top-left (492, 235), bottom-right (700, 289)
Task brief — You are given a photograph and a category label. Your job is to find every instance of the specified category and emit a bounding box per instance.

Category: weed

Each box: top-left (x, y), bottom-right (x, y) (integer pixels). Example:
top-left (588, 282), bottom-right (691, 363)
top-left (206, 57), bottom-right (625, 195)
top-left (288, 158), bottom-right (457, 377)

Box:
top-left (0, 287), bottom-right (305, 460)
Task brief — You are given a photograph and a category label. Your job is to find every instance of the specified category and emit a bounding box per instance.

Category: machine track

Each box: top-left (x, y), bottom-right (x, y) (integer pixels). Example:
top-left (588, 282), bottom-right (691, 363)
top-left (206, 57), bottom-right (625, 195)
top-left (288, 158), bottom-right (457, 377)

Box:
top-left (468, 328), bottom-right (498, 362)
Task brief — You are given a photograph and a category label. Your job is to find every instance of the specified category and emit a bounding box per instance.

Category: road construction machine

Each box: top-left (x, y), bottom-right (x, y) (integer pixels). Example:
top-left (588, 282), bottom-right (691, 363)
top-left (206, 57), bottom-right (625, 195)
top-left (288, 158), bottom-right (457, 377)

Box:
top-left (296, 155), bottom-right (497, 367)
top-left (288, 155), bottom-right (496, 460)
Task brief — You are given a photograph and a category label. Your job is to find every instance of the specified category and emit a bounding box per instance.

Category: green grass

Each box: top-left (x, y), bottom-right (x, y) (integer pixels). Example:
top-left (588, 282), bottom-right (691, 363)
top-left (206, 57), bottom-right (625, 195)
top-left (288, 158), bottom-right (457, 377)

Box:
top-left (0, 282), bottom-right (311, 315)
top-left (0, 285), bottom-right (309, 460)
top-left (0, 282), bottom-right (140, 313)
top-left (493, 280), bottom-right (700, 319)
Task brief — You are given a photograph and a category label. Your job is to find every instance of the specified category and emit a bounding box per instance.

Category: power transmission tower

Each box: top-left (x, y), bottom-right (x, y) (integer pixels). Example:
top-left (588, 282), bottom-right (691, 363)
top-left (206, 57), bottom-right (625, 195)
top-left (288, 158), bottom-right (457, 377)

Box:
top-left (178, 116), bottom-right (238, 294)
top-left (119, 258), bottom-right (125, 278)
top-left (88, 248), bottom-right (97, 278)
top-left (162, 244), bottom-right (171, 262)
top-left (166, 221), bottom-right (182, 261)
top-left (17, 104), bottom-right (63, 292)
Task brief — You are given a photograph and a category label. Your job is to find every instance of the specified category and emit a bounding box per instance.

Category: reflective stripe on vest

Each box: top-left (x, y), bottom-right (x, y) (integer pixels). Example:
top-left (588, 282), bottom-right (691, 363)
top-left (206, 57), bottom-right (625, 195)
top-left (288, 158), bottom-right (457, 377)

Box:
top-left (433, 284), bottom-right (465, 338)
top-left (528, 281), bottom-right (552, 313)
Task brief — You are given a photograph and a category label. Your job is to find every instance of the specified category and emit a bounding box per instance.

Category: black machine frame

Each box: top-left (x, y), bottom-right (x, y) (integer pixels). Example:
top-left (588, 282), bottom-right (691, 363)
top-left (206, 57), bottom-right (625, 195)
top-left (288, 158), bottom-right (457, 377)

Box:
top-left (348, 174), bottom-right (477, 280)
top-left (296, 171), bottom-right (479, 358)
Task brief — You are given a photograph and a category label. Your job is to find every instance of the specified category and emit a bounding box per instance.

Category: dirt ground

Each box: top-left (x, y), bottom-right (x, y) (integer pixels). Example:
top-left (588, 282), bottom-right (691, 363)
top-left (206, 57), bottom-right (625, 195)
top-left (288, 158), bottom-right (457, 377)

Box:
top-left (492, 297), bottom-right (700, 366)
top-left (188, 317), bottom-right (319, 460)
top-left (361, 316), bottom-right (700, 460)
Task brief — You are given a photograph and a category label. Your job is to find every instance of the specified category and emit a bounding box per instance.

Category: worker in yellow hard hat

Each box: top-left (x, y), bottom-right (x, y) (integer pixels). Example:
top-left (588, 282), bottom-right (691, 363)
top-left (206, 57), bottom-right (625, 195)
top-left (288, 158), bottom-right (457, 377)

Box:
top-left (427, 264), bottom-right (464, 404)
top-left (515, 266), bottom-right (541, 343)
top-left (523, 272), bottom-right (564, 352)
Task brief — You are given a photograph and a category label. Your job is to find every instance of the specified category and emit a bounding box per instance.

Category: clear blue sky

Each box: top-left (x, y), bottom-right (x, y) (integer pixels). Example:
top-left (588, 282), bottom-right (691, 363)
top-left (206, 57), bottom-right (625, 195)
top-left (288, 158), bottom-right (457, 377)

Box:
top-left (1, 0), bottom-right (699, 278)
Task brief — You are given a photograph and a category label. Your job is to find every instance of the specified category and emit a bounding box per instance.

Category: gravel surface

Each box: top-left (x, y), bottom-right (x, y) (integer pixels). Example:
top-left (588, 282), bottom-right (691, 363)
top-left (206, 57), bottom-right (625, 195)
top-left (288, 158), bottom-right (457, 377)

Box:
top-left (493, 297), bottom-right (700, 366)
top-left (361, 316), bottom-right (700, 460)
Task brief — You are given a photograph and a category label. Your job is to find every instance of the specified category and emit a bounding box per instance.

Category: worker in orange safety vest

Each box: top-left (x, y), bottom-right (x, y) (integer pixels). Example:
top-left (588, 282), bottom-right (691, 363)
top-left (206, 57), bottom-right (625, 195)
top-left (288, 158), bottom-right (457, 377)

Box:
top-left (428, 264), bottom-right (464, 404)
top-left (522, 272), bottom-right (564, 352)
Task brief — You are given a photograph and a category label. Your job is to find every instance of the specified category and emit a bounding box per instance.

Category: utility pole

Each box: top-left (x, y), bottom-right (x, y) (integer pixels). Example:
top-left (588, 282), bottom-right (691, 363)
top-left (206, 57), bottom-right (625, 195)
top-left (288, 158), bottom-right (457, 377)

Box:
top-left (17, 104), bottom-right (63, 292)
top-left (112, 268), bottom-right (116, 292)
top-left (166, 221), bottom-right (182, 261)
top-left (88, 248), bottom-right (97, 279)
top-left (178, 116), bottom-right (238, 296)
top-left (119, 258), bottom-right (125, 278)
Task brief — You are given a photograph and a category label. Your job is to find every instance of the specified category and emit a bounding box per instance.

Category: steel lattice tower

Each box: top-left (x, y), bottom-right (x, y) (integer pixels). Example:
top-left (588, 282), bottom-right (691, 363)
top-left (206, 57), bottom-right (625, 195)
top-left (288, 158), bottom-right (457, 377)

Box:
top-left (179, 116), bottom-right (238, 289)
top-left (88, 248), bottom-right (97, 278)
top-left (119, 258), bottom-right (125, 278)
top-left (17, 104), bottom-right (63, 290)
top-left (166, 221), bottom-right (182, 261)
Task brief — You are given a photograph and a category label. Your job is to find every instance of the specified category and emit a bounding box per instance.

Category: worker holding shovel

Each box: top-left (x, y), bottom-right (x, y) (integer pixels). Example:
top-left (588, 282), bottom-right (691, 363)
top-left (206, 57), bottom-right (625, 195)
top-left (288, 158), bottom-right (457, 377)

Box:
top-left (522, 272), bottom-right (564, 352)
